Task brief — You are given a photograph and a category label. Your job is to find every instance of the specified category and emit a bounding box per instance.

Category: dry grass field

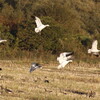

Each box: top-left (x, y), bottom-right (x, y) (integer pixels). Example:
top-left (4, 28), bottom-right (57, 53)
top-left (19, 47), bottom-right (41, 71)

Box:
top-left (0, 59), bottom-right (100, 100)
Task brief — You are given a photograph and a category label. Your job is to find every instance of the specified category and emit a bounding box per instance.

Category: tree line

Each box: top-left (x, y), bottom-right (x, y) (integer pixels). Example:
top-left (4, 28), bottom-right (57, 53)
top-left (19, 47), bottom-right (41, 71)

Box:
top-left (0, 0), bottom-right (100, 60)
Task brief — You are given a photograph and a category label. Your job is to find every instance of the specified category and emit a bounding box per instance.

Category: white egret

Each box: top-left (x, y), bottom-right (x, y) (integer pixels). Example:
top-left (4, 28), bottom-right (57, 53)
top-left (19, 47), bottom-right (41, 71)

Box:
top-left (88, 40), bottom-right (100, 57)
top-left (57, 52), bottom-right (73, 69)
top-left (35, 16), bottom-right (49, 34)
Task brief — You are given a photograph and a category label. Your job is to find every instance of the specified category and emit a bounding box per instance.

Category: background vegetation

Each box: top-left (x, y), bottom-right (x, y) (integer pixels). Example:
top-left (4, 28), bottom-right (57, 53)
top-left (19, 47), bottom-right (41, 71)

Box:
top-left (0, 0), bottom-right (100, 61)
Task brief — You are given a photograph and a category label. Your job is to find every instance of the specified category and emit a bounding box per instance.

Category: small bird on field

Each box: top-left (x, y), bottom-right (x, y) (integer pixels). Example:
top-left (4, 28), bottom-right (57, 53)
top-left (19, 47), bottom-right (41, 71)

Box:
top-left (29, 63), bottom-right (42, 73)
top-left (57, 52), bottom-right (74, 69)
top-left (88, 40), bottom-right (100, 57)
top-left (35, 16), bottom-right (49, 34)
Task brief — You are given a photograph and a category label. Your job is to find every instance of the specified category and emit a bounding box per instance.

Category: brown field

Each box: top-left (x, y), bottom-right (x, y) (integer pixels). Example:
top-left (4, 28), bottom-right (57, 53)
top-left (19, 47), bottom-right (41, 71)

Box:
top-left (0, 59), bottom-right (100, 100)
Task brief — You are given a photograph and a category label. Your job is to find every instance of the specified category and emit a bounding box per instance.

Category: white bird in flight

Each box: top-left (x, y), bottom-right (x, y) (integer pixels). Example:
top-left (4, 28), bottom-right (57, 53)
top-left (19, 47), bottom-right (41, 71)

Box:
top-left (35, 16), bottom-right (49, 34)
top-left (0, 39), bottom-right (7, 43)
top-left (88, 40), bottom-right (100, 57)
top-left (57, 52), bottom-right (73, 69)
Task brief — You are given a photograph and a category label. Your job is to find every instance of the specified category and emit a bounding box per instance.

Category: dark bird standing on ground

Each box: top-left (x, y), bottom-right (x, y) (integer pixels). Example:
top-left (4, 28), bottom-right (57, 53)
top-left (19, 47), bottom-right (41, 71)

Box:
top-left (29, 63), bottom-right (42, 72)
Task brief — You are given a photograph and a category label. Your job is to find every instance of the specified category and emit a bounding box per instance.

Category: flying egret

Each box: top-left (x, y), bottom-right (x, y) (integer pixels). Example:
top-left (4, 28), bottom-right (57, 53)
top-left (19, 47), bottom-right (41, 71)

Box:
top-left (57, 52), bottom-right (73, 69)
top-left (88, 40), bottom-right (100, 57)
top-left (35, 16), bottom-right (49, 34)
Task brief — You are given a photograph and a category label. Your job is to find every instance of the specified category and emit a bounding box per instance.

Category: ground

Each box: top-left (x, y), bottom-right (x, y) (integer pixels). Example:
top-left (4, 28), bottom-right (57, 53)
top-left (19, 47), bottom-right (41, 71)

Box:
top-left (0, 60), bottom-right (100, 100)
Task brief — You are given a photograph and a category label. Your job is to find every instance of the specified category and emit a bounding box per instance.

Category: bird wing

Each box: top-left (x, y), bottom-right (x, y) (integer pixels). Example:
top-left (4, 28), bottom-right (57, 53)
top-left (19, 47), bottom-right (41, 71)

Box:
top-left (60, 52), bottom-right (73, 58)
top-left (35, 16), bottom-right (43, 27)
top-left (30, 63), bottom-right (42, 72)
top-left (57, 55), bottom-right (72, 64)
top-left (57, 52), bottom-right (73, 64)
top-left (61, 60), bottom-right (69, 67)
top-left (91, 40), bottom-right (98, 50)
top-left (65, 52), bottom-right (74, 56)
top-left (65, 55), bottom-right (72, 60)
top-left (57, 57), bottom-right (65, 64)
top-left (30, 66), bottom-right (36, 72)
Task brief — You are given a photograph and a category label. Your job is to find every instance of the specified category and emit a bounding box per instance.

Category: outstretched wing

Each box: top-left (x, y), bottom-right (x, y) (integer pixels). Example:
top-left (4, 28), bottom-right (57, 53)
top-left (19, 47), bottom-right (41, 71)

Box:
top-left (60, 52), bottom-right (73, 58)
top-left (92, 40), bottom-right (98, 50)
top-left (29, 63), bottom-right (42, 73)
top-left (57, 52), bottom-right (73, 64)
top-left (30, 65), bottom-right (37, 72)
top-left (57, 57), bottom-right (65, 64)
top-left (66, 55), bottom-right (73, 60)
top-left (35, 16), bottom-right (43, 27)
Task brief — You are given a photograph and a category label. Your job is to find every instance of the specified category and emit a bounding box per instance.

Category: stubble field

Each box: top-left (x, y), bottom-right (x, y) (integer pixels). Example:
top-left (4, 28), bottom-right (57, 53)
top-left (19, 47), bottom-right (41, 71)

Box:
top-left (0, 59), bottom-right (100, 100)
